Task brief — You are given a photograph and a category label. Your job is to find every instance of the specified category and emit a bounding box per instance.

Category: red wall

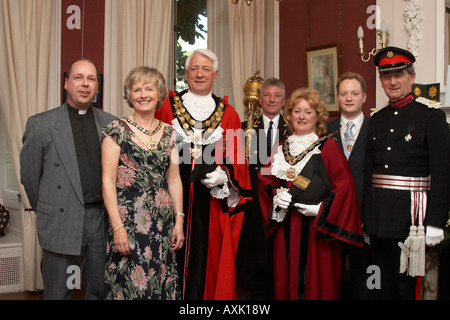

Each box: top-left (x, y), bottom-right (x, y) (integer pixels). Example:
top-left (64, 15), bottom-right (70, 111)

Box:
top-left (279, 0), bottom-right (377, 117)
top-left (61, 0), bottom-right (105, 106)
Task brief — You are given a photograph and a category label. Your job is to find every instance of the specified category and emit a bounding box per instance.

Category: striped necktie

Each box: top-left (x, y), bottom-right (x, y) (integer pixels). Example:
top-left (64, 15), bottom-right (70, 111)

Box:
top-left (344, 121), bottom-right (355, 159)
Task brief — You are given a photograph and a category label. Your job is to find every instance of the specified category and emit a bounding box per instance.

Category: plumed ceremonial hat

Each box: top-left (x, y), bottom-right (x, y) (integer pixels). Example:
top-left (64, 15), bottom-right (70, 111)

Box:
top-left (374, 46), bottom-right (415, 73)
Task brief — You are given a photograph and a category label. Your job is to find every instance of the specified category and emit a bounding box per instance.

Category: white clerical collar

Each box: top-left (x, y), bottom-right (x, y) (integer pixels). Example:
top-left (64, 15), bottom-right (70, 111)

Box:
top-left (67, 103), bottom-right (89, 115)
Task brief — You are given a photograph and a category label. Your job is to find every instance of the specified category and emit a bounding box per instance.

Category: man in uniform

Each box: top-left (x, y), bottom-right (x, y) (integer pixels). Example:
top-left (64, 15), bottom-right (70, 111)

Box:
top-left (364, 46), bottom-right (450, 299)
top-left (155, 49), bottom-right (251, 300)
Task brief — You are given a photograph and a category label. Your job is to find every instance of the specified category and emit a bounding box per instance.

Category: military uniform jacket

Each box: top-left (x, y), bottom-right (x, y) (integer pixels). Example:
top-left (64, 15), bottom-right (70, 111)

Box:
top-left (363, 95), bottom-right (450, 239)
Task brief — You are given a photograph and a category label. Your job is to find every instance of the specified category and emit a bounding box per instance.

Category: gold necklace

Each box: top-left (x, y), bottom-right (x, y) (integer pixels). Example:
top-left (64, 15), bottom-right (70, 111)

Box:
top-left (282, 134), bottom-right (330, 179)
top-left (171, 92), bottom-right (226, 159)
top-left (124, 117), bottom-right (162, 151)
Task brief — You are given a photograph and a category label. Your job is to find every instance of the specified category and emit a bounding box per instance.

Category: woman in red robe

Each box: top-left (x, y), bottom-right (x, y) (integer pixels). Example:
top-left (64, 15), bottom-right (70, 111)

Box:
top-left (258, 88), bottom-right (365, 300)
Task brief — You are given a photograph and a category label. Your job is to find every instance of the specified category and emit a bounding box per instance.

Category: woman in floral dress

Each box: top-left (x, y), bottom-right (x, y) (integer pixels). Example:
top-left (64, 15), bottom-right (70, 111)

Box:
top-left (102, 66), bottom-right (184, 300)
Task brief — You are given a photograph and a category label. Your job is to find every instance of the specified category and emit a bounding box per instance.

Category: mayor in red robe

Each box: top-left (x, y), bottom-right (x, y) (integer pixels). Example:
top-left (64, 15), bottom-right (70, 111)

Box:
top-left (156, 49), bottom-right (252, 300)
top-left (156, 86), bottom-right (251, 299)
top-left (258, 88), bottom-right (365, 300)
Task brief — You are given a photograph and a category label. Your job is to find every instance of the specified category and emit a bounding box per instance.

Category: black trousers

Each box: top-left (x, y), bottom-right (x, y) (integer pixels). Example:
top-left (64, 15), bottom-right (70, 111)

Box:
top-left (369, 236), bottom-right (418, 300)
top-left (340, 243), bottom-right (371, 299)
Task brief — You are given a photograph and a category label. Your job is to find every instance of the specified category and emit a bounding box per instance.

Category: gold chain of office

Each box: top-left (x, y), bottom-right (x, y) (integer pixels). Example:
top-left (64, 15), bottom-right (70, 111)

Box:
top-left (172, 94), bottom-right (226, 138)
top-left (282, 134), bottom-right (330, 166)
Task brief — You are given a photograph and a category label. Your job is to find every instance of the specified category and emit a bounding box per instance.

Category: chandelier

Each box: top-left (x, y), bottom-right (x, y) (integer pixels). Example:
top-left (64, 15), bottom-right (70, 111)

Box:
top-left (231, 0), bottom-right (283, 5)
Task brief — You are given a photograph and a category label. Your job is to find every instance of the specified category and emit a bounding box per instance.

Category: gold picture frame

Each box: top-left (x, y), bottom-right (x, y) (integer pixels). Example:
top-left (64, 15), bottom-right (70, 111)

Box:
top-left (306, 44), bottom-right (341, 115)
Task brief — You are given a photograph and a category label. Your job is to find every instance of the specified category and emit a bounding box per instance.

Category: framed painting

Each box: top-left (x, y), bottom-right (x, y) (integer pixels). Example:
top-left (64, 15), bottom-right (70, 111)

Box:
top-left (306, 44), bottom-right (341, 115)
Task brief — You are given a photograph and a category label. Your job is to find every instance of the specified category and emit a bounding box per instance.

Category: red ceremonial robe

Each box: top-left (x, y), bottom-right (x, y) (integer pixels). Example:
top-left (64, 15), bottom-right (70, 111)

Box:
top-left (156, 91), bottom-right (252, 299)
top-left (258, 137), bottom-right (364, 300)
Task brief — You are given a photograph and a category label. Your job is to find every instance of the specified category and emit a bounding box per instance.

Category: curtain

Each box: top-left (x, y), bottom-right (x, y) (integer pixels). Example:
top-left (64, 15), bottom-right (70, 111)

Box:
top-left (103, 0), bottom-right (174, 118)
top-left (228, 1), bottom-right (265, 121)
top-left (445, 8), bottom-right (450, 86)
top-left (0, 0), bottom-right (60, 291)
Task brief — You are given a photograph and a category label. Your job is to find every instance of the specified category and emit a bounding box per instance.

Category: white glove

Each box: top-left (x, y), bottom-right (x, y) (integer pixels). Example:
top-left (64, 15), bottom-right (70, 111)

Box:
top-left (271, 188), bottom-right (291, 222)
top-left (201, 167), bottom-right (228, 189)
top-left (294, 202), bottom-right (321, 217)
top-left (426, 225), bottom-right (444, 246)
top-left (363, 233), bottom-right (370, 245)
top-left (273, 189), bottom-right (292, 210)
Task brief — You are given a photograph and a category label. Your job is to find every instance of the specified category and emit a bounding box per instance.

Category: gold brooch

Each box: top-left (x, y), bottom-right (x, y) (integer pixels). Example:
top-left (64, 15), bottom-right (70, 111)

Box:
top-left (286, 167), bottom-right (296, 180)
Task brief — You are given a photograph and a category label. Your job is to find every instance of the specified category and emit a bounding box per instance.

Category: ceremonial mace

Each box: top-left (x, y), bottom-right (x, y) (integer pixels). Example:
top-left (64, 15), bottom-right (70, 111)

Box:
top-left (243, 72), bottom-right (264, 163)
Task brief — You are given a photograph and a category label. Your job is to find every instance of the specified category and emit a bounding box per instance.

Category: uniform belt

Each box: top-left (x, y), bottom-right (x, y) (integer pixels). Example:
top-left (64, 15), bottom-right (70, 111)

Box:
top-left (372, 174), bottom-right (431, 191)
top-left (372, 174), bottom-right (429, 277)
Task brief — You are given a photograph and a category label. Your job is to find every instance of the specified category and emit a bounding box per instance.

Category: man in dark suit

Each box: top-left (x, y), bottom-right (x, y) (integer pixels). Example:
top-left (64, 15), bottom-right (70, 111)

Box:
top-left (364, 47), bottom-right (450, 299)
top-left (327, 71), bottom-right (370, 299)
top-left (237, 77), bottom-right (289, 299)
top-left (20, 59), bottom-right (117, 299)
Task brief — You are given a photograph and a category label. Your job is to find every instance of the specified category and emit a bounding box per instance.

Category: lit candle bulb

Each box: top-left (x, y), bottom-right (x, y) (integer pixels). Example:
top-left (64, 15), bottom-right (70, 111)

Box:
top-left (381, 21), bottom-right (387, 47)
top-left (358, 26), bottom-right (364, 54)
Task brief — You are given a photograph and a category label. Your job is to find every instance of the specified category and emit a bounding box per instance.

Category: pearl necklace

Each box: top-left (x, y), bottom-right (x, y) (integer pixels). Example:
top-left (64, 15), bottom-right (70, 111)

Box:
top-left (124, 117), bottom-right (162, 151)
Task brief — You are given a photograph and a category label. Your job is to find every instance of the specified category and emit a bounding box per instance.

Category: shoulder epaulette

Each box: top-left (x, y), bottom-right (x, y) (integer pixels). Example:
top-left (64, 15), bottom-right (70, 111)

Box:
top-left (416, 97), bottom-right (442, 109)
top-left (370, 103), bottom-right (388, 116)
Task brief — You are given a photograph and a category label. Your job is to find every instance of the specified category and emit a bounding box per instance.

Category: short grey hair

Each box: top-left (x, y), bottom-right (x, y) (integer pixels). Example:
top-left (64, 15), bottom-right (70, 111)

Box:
top-left (260, 78), bottom-right (286, 99)
top-left (185, 49), bottom-right (219, 72)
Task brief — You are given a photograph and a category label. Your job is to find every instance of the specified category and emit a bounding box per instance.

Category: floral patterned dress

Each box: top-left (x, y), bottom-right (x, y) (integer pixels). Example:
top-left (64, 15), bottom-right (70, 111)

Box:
top-left (103, 119), bottom-right (180, 300)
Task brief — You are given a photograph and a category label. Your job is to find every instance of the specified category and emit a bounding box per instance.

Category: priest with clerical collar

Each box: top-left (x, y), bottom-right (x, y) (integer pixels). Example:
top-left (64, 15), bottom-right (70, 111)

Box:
top-left (20, 59), bottom-right (117, 299)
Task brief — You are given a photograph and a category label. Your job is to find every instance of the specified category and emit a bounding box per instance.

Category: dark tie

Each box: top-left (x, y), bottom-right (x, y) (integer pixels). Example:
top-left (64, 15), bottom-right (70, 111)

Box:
top-left (267, 120), bottom-right (273, 157)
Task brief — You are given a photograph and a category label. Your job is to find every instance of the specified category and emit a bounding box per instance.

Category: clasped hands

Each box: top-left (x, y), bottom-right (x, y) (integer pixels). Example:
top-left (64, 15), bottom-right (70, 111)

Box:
top-left (201, 167), bottom-right (228, 189)
top-left (273, 189), bottom-right (321, 217)
top-left (113, 221), bottom-right (184, 256)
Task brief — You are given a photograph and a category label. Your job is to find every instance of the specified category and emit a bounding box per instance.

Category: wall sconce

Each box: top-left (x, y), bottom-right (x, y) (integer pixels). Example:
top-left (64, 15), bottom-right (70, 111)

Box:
top-left (231, 0), bottom-right (283, 5)
top-left (358, 21), bottom-right (389, 62)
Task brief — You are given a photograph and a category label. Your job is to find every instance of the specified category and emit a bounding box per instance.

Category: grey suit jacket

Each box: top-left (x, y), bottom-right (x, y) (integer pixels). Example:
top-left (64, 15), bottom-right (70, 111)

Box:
top-left (20, 103), bottom-right (117, 255)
